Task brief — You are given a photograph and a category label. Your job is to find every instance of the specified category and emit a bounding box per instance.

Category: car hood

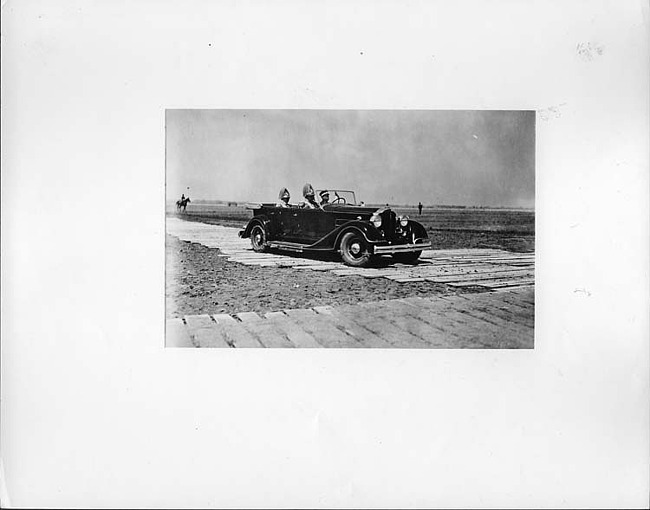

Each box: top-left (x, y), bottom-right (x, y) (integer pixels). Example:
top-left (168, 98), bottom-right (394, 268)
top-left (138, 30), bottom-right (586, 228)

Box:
top-left (323, 204), bottom-right (389, 216)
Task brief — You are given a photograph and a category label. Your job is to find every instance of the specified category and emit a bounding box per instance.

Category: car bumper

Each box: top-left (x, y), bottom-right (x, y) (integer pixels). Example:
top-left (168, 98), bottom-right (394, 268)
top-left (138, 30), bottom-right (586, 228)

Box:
top-left (373, 241), bottom-right (431, 255)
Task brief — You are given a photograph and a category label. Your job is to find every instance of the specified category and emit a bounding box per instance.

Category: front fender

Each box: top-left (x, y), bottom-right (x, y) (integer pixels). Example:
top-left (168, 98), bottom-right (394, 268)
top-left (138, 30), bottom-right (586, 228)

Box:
top-left (333, 221), bottom-right (383, 248)
top-left (406, 220), bottom-right (429, 242)
top-left (303, 221), bottom-right (380, 250)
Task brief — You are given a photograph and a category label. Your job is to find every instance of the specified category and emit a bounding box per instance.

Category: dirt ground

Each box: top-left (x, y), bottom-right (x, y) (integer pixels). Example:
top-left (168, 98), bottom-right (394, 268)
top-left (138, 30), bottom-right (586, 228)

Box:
top-left (166, 234), bottom-right (462, 318)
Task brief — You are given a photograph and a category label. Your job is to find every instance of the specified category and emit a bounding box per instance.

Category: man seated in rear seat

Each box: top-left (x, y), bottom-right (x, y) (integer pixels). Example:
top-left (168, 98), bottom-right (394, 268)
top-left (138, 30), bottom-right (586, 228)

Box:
top-left (300, 183), bottom-right (323, 210)
top-left (276, 187), bottom-right (292, 208)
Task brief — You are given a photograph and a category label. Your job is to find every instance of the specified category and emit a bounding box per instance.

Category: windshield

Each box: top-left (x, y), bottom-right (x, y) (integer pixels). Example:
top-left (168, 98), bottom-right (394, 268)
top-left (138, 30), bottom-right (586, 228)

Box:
top-left (315, 189), bottom-right (357, 206)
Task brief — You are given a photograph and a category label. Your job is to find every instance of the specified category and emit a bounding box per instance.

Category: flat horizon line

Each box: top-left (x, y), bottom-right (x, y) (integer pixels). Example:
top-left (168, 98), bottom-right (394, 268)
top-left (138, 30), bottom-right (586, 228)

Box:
top-left (167, 199), bottom-right (534, 211)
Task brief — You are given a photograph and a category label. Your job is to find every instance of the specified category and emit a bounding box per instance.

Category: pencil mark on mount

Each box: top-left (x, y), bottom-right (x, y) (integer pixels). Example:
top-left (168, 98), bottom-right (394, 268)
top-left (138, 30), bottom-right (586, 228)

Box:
top-left (576, 42), bottom-right (604, 61)
top-left (573, 287), bottom-right (592, 297)
top-left (539, 103), bottom-right (567, 121)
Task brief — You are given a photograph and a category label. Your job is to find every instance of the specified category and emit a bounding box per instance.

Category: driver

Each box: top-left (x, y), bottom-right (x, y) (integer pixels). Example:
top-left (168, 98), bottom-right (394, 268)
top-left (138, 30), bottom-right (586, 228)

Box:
top-left (319, 190), bottom-right (330, 206)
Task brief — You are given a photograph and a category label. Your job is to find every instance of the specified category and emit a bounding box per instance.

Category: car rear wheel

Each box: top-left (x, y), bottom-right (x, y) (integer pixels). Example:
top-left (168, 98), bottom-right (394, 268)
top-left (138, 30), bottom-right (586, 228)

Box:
top-left (250, 224), bottom-right (268, 252)
top-left (340, 232), bottom-right (372, 267)
top-left (392, 251), bottom-right (422, 264)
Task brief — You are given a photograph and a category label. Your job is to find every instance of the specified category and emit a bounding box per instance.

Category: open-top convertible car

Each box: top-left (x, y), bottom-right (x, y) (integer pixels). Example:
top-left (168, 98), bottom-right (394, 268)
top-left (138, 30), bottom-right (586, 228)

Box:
top-left (239, 190), bottom-right (431, 267)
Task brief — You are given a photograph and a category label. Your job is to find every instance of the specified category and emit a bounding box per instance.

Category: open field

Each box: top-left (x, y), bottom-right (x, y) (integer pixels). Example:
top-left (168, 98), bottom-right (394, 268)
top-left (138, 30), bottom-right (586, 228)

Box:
top-left (167, 201), bottom-right (535, 252)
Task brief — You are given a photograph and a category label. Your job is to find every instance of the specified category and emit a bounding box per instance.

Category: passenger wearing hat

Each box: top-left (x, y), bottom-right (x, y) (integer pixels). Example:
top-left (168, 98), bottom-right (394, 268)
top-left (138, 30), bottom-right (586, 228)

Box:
top-left (300, 183), bottom-right (322, 210)
top-left (277, 187), bottom-right (291, 208)
top-left (319, 189), bottom-right (330, 206)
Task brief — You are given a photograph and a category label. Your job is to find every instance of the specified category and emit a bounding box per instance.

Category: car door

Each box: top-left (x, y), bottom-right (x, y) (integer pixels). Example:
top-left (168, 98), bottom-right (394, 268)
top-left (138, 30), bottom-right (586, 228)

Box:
top-left (275, 207), bottom-right (302, 242)
top-left (274, 208), bottom-right (292, 239)
top-left (298, 208), bottom-right (337, 243)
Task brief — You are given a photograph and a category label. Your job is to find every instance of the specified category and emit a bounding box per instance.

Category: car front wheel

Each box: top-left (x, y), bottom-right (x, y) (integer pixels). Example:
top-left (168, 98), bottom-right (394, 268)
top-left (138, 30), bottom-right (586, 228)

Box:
top-left (250, 224), bottom-right (268, 252)
top-left (340, 232), bottom-right (372, 267)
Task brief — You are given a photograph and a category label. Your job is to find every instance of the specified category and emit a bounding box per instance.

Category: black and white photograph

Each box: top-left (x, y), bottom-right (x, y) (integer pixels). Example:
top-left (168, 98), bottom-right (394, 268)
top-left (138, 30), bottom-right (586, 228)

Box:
top-left (166, 109), bottom-right (536, 348)
top-left (2, 0), bottom-right (648, 508)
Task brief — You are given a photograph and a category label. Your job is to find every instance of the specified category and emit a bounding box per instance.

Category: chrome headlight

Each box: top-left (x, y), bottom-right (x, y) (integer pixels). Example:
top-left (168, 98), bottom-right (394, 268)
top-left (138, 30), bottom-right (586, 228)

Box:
top-left (370, 214), bottom-right (382, 228)
top-left (399, 215), bottom-right (409, 227)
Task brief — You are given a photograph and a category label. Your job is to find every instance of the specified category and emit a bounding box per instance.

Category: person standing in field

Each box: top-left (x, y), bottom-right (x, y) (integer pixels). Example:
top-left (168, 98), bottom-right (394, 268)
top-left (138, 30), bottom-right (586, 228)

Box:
top-left (418, 201), bottom-right (423, 215)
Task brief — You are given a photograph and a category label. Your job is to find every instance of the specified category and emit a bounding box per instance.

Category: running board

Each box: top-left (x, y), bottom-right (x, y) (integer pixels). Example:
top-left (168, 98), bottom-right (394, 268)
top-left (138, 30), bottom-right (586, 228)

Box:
top-left (374, 241), bottom-right (432, 254)
top-left (267, 241), bottom-right (306, 252)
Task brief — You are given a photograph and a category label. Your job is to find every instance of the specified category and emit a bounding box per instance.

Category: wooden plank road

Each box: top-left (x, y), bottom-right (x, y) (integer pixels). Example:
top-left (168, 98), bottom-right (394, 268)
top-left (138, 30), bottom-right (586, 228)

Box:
top-left (167, 217), bottom-right (535, 290)
top-left (167, 288), bottom-right (534, 349)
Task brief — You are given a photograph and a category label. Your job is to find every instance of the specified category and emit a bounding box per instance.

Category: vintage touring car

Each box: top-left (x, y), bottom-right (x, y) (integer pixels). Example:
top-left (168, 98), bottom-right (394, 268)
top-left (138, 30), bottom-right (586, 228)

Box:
top-left (239, 190), bottom-right (431, 267)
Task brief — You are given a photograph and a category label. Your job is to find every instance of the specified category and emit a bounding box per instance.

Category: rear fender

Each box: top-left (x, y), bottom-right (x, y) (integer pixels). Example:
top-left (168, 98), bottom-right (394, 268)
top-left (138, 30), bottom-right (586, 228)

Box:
top-left (240, 215), bottom-right (272, 239)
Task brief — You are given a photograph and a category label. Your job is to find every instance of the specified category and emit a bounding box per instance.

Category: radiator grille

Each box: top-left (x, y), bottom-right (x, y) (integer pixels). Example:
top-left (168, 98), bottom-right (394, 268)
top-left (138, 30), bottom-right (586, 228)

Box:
top-left (380, 210), bottom-right (397, 238)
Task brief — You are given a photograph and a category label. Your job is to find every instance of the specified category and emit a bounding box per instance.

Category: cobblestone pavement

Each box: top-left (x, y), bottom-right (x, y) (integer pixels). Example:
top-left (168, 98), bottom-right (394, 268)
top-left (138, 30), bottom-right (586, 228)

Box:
top-left (167, 290), bottom-right (534, 349)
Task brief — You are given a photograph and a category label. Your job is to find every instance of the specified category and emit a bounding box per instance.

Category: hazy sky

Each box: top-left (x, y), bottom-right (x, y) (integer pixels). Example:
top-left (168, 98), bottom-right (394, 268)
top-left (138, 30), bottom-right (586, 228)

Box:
top-left (166, 109), bottom-right (535, 207)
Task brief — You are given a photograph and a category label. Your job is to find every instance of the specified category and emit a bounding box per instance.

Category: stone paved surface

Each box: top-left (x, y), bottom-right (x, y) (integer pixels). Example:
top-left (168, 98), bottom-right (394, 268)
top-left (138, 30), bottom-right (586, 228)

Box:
top-left (166, 217), bottom-right (535, 289)
top-left (166, 289), bottom-right (535, 349)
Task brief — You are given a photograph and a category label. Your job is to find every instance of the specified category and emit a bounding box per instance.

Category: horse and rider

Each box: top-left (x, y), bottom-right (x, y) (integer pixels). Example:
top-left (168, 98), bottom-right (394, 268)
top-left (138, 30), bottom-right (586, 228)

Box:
top-left (176, 193), bottom-right (191, 212)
